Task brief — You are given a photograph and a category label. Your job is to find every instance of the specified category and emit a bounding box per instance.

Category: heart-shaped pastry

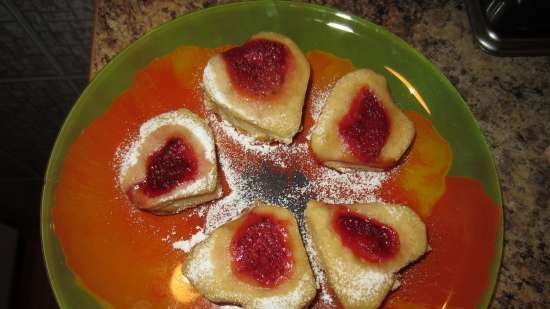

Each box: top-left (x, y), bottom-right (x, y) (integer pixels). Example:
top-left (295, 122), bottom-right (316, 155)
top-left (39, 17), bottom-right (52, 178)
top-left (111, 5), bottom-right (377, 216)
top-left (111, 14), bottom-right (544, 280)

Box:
top-left (203, 32), bottom-right (310, 144)
top-left (118, 108), bottom-right (222, 214)
top-left (310, 69), bottom-right (415, 170)
top-left (304, 200), bottom-right (428, 309)
top-left (183, 201), bottom-right (317, 309)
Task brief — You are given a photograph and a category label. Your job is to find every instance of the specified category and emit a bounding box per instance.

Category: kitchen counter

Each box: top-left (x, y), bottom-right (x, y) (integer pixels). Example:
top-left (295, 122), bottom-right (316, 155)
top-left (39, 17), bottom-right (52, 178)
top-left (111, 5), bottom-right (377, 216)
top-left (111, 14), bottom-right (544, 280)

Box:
top-left (90, 1), bottom-right (549, 308)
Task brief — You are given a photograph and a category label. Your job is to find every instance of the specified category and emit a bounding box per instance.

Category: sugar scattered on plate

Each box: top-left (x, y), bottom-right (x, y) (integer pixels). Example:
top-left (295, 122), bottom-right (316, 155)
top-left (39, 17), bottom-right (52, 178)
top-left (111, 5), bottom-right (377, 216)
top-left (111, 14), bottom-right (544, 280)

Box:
top-left (170, 108), bottom-right (390, 307)
top-left (172, 230), bottom-right (207, 253)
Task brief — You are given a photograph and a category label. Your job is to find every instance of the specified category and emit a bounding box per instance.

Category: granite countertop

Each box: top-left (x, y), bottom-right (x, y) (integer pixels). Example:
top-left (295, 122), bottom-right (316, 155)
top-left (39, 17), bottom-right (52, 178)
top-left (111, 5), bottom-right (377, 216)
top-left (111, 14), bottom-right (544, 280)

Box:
top-left (90, 1), bottom-right (549, 308)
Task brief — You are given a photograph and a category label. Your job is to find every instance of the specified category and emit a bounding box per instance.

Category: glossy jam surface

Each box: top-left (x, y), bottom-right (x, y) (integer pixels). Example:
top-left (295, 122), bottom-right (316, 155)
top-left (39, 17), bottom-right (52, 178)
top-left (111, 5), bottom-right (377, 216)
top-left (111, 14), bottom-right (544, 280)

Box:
top-left (139, 137), bottom-right (198, 197)
top-left (222, 39), bottom-right (289, 98)
top-left (230, 212), bottom-right (293, 288)
top-left (332, 208), bottom-right (399, 263)
top-left (338, 87), bottom-right (389, 164)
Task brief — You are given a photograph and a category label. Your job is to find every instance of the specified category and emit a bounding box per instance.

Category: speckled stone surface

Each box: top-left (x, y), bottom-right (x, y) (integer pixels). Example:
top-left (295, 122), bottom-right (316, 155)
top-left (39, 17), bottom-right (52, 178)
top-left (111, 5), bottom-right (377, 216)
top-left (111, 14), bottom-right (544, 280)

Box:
top-left (91, 1), bottom-right (549, 308)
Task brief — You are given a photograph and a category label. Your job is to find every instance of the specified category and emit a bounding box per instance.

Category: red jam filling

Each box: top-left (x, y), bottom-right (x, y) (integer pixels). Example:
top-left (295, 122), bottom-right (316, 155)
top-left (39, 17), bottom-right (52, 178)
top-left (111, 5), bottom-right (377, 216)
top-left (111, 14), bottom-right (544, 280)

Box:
top-left (222, 38), bottom-right (290, 98)
top-left (230, 212), bottom-right (293, 287)
top-left (332, 208), bottom-right (399, 263)
top-left (139, 137), bottom-right (198, 197)
top-left (338, 87), bottom-right (390, 164)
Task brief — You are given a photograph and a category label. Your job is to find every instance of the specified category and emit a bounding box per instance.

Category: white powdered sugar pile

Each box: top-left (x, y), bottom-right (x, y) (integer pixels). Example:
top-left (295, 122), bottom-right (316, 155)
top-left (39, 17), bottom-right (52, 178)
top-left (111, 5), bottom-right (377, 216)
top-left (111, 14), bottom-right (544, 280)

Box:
top-left (172, 230), bottom-right (207, 252)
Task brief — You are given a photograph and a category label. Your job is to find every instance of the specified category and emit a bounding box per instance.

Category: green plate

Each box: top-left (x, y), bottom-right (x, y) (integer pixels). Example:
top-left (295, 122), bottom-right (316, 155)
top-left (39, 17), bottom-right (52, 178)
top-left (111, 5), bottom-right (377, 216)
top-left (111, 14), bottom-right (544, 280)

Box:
top-left (41, 1), bottom-right (502, 308)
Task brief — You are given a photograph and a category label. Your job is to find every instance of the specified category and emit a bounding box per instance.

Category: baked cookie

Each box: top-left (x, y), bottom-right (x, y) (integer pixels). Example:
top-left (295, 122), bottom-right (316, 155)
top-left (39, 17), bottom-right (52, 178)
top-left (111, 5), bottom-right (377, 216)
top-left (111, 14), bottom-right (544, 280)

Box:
top-left (310, 69), bottom-right (415, 170)
top-left (118, 108), bottom-right (222, 214)
top-left (304, 200), bottom-right (428, 309)
top-left (183, 201), bottom-right (317, 309)
top-left (203, 32), bottom-right (310, 144)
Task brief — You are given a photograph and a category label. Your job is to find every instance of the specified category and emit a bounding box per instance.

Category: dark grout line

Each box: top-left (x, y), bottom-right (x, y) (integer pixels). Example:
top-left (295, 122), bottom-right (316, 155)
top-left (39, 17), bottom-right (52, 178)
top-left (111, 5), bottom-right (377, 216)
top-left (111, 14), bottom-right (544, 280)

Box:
top-left (0, 75), bottom-right (88, 83)
top-left (3, 0), bottom-right (82, 96)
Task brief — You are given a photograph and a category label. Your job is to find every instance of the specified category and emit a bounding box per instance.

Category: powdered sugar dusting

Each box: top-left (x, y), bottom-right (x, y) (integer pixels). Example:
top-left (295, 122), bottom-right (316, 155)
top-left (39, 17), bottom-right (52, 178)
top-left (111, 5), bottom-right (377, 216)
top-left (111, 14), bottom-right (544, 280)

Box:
top-left (301, 224), bottom-right (335, 307)
top-left (306, 87), bottom-right (331, 141)
top-left (204, 151), bottom-right (258, 233)
top-left (310, 167), bottom-right (387, 205)
top-left (310, 86), bottom-right (332, 123)
top-left (173, 230), bottom-right (207, 253)
top-left (139, 110), bottom-right (215, 162)
top-left (114, 110), bottom-right (219, 211)
top-left (184, 240), bottom-right (215, 281)
top-left (209, 113), bottom-right (279, 156)
top-left (172, 106), bottom-right (391, 307)
top-left (115, 137), bottom-right (139, 182)
top-left (117, 109), bottom-right (217, 185)
top-left (331, 257), bottom-right (393, 305)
